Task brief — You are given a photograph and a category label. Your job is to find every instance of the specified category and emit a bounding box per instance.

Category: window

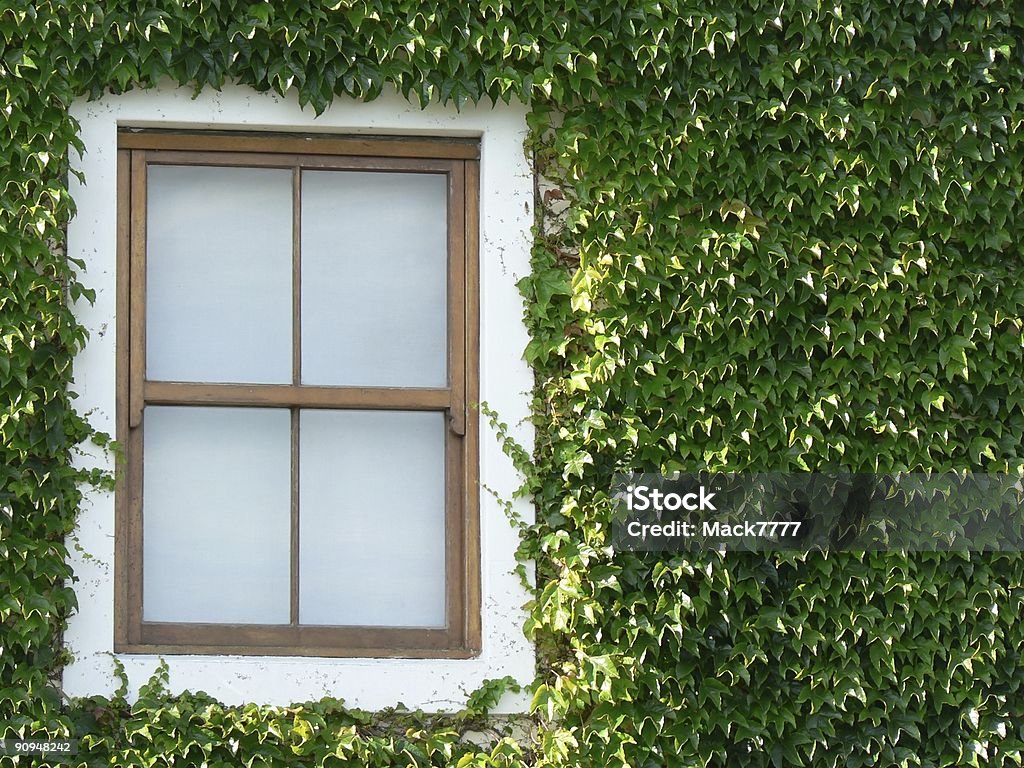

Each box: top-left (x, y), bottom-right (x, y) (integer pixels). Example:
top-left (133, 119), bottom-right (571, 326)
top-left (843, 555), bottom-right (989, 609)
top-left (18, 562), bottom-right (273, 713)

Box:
top-left (114, 131), bottom-right (480, 658)
top-left (66, 85), bottom-right (533, 709)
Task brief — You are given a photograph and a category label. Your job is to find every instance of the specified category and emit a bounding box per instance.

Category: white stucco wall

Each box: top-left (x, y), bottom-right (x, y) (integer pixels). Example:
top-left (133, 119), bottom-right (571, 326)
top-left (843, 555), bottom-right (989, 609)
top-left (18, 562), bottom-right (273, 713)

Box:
top-left (65, 83), bottom-right (535, 712)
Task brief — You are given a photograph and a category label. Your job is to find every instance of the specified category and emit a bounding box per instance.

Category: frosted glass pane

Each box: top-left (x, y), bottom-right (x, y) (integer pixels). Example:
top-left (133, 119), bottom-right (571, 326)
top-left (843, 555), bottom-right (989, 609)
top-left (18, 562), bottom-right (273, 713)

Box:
top-left (147, 165), bottom-right (292, 384)
top-left (142, 406), bottom-right (291, 624)
top-left (301, 171), bottom-right (447, 387)
top-left (298, 410), bottom-right (446, 627)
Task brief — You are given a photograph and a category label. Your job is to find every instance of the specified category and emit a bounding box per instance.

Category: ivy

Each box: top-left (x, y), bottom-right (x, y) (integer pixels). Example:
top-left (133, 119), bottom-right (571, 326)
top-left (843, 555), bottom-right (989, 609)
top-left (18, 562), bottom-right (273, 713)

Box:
top-left (2, 1), bottom-right (1024, 766)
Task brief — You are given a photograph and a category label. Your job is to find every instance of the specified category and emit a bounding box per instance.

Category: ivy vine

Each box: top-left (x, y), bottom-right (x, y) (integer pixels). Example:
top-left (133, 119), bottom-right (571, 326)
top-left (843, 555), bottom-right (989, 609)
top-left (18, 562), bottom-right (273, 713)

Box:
top-left (2, 1), bottom-right (1023, 766)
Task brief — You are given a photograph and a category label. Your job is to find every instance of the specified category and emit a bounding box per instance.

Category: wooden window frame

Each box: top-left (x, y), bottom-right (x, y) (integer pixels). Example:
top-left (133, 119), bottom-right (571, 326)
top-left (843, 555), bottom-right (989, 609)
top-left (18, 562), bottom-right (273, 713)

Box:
top-left (113, 130), bottom-right (480, 658)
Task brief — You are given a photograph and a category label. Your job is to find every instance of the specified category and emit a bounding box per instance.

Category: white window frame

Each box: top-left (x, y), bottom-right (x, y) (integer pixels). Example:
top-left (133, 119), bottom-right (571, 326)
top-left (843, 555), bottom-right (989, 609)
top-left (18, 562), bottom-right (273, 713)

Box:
top-left (65, 83), bottom-right (534, 712)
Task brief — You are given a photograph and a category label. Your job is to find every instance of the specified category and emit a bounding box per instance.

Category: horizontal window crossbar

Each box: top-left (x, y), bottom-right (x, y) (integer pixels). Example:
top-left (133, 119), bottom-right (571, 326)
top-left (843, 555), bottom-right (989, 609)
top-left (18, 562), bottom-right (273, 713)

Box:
top-left (143, 149), bottom-right (459, 173)
top-left (119, 130), bottom-right (480, 159)
top-left (144, 381), bottom-right (452, 410)
top-left (136, 622), bottom-right (473, 659)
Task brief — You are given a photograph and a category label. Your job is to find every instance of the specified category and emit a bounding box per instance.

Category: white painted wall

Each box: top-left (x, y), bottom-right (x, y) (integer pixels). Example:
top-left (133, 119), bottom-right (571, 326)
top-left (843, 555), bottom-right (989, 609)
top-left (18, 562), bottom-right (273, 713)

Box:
top-left (65, 83), bottom-right (535, 713)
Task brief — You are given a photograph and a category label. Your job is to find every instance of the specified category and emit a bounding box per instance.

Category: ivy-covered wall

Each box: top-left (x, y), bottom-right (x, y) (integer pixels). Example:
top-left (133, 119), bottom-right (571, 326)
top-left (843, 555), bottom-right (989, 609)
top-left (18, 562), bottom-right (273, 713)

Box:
top-left (2, 1), bottom-right (1022, 766)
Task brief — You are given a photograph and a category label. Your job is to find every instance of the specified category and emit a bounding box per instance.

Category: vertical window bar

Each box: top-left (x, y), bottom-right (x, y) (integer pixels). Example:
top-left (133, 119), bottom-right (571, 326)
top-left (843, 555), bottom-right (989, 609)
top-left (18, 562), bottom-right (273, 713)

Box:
top-left (445, 161), bottom-right (468, 642)
top-left (464, 158), bottom-right (482, 652)
top-left (127, 150), bottom-right (148, 643)
top-left (129, 151), bottom-right (148, 429)
top-left (293, 169), bottom-right (302, 384)
top-left (290, 166), bottom-right (302, 626)
top-left (448, 164), bottom-right (467, 437)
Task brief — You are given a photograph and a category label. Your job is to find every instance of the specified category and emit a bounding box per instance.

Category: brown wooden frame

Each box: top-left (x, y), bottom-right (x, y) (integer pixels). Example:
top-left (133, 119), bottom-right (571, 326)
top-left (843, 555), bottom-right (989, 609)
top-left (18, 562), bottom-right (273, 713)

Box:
top-left (114, 130), bottom-right (480, 658)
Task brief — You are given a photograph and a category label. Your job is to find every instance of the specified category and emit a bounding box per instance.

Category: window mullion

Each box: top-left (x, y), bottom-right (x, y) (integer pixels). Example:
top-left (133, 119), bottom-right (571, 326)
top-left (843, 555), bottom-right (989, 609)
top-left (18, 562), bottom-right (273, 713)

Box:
top-left (291, 164), bottom-right (302, 627)
top-left (293, 165), bottom-right (302, 386)
top-left (290, 408), bottom-right (300, 627)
